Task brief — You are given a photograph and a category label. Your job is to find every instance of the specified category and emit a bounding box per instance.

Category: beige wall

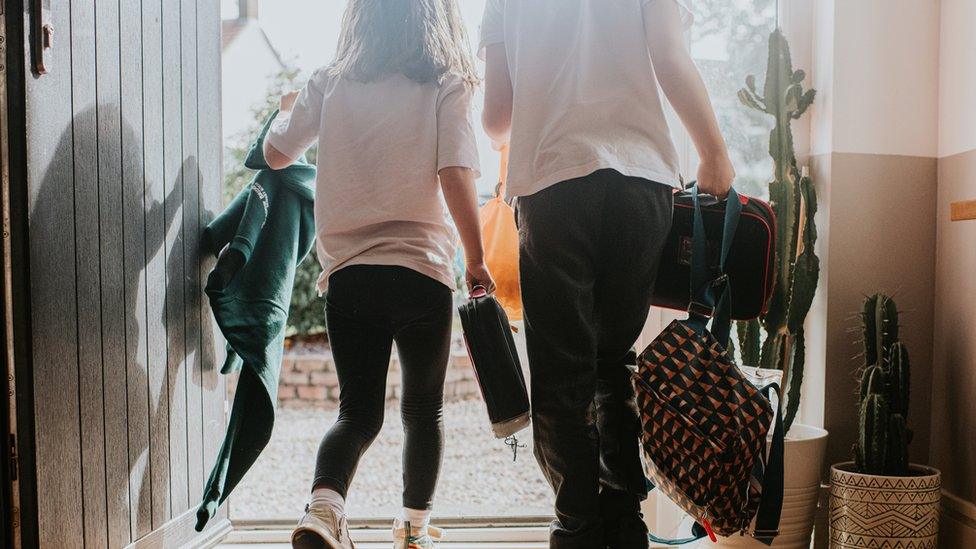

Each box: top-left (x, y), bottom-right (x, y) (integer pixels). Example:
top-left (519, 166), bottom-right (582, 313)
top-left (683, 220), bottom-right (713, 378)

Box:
top-left (930, 0), bottom-right (976, 541)
top-left (931, 149), bottom-right (976, 542)
top-left (812, 153), bottom-right (938, 468)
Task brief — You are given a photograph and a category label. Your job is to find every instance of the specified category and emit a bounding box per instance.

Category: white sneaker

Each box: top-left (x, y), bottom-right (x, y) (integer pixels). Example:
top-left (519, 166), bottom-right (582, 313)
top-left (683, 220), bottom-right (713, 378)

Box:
top-left (292, 503), bottom-right (355, 549)
top-left (392, 518), bottom-right (444, 549)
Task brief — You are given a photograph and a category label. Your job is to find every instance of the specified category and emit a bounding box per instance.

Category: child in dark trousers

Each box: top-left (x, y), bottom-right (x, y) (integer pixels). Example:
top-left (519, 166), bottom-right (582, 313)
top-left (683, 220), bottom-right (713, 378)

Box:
top-left (263, 1), bottom-right (493, 547)
top-left (481, 1), bottom-right (735, 548)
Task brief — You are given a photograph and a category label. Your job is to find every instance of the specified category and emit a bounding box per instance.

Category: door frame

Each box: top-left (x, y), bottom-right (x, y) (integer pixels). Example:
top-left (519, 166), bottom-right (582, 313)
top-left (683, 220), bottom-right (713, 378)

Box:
top-left (2, 1), bottom-right (39, 548)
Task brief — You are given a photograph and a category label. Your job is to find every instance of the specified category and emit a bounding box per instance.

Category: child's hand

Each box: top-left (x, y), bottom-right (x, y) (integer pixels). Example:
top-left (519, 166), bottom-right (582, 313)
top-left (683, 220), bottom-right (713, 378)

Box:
top-left (280, 90), bottom-right (300, 114)
top-left (465, 261), bottom-right (496, 295)
top-left (696, 154), bottom-right (735, 198)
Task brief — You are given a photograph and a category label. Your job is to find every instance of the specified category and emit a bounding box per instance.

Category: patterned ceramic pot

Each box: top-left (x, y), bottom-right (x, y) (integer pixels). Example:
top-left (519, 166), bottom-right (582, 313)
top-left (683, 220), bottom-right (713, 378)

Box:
top-left (829, 462), bottom-right (941, 548)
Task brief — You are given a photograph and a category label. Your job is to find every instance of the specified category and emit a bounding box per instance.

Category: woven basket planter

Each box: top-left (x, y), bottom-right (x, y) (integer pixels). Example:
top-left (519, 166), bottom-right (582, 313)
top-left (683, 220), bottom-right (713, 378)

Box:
top-left (829, 462), bottom-right (941, 548)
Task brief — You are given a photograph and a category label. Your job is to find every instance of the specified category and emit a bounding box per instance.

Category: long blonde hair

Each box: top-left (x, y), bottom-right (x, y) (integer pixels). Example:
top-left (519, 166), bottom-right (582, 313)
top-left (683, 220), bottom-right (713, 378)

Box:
top-left (329, 0), bottom-right (479, 86)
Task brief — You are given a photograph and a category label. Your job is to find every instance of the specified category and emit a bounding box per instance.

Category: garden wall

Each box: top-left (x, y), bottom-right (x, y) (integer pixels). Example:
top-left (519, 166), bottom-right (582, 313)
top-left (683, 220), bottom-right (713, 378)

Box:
top-left (227, 344), bottom-right (481, 407)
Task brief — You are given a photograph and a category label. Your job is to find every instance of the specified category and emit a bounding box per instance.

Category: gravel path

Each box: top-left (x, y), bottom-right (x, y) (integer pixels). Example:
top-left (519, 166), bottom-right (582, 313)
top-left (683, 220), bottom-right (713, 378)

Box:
top-left (231, 398), bottom-right (553, 521)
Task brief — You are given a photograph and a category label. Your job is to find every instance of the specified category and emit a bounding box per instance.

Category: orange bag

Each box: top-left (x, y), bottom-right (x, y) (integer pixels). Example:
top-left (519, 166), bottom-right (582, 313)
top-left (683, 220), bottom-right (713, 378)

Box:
top-left (480, 147), bottom-right (522, 321)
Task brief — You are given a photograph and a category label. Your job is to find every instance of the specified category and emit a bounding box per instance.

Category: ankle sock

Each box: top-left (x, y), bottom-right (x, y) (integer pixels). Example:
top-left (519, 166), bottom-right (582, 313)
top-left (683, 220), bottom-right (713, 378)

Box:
top-left (310, 487), bottom-right (345, 514)
top-left (401, 507), bottom-right (431, 530)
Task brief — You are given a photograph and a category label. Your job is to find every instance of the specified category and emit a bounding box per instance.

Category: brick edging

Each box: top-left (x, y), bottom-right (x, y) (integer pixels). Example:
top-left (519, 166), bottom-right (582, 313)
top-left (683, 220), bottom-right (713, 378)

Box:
top-left (226, 347), bottom-right (481, 408)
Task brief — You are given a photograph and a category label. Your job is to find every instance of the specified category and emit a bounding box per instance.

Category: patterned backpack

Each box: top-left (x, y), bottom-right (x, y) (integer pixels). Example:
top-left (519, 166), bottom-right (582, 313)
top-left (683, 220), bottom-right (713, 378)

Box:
top-left (634, 186), bottom-right (785, 545)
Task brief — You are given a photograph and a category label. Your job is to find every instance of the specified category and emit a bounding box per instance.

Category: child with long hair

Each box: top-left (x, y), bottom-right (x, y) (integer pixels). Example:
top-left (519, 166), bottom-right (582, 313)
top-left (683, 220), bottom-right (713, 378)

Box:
top-left (263, 1), bottom-right (493, 547)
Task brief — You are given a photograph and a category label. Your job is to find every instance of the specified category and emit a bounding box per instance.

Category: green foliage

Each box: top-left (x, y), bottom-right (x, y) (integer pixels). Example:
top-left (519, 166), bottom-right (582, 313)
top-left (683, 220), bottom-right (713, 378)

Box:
top-left (692, 0), bottom-right (781, 199)
top-left (287, 254), bottom-right (326, 337)
top-left (223, 67), bottom-right (326, 337)
top-left (855, 294), bottom-right (912, 476)
top-left (734, 29), bottom-right (820, 433)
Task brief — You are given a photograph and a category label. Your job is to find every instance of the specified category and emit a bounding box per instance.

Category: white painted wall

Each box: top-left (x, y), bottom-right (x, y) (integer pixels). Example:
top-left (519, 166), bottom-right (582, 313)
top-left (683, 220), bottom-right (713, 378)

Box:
top-left (810, 0), bottom-right (835, 157)
top-left (823, 0), bottom-right (941, 158)
top-left (938, 0), bottom-right (976, 158)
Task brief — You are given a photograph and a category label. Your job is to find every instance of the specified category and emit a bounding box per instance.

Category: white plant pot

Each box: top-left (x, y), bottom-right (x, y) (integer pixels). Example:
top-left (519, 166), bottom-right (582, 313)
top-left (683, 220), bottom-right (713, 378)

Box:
top-left (828, 462), bottom-right (941, 548)
top-left (706, 424), bottom-right (829, 548)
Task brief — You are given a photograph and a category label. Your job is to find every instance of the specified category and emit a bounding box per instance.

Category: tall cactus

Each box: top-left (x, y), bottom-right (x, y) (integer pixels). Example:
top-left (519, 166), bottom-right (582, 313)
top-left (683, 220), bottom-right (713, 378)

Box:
top-left (735, 29), bottom-right (820, 433)
top-left (854, 294), bottom-right (912, 476)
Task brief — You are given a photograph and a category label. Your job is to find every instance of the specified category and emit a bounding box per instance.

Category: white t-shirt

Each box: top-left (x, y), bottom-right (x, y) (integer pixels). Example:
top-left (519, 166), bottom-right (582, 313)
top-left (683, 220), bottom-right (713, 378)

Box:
top-left (267, 71), bottom-right (481, 292)
top-left (479, 0), bottom-right (693, 199)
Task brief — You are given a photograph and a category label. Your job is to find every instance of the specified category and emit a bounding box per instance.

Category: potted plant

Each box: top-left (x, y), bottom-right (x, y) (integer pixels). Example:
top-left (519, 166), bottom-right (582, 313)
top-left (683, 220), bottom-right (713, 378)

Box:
top-left (828, 294), bottom-right (941, 548)
top-left (714, 28), bottom-right (829, 549)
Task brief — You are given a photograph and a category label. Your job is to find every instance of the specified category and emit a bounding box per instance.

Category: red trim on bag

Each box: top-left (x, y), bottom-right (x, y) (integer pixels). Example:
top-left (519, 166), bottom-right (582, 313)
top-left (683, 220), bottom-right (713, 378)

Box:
top-left (747, 196), bottom-right (777, 315)
top-left (671, 199), bottom-right (775, 317)
top-left (701, 516), bottom-right (718, 542)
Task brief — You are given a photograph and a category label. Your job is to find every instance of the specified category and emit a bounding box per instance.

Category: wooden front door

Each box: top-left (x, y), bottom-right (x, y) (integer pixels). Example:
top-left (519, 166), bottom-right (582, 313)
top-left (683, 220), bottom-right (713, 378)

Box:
top-left (2, 0), bottom-right (228, 546)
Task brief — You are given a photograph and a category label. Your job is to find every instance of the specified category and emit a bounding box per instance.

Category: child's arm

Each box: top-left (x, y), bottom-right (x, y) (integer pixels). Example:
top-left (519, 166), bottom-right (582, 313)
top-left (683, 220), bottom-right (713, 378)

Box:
top-left (482, 44), bottom-right (513, 147)
top-left (265, 70), bottom-right (326, 170)
top-left (440, 167), bottom-right (496, 294)
top-left (645, 0), bottom-right (735, 197)
top-left (264, 91), bottom-right (300, 170)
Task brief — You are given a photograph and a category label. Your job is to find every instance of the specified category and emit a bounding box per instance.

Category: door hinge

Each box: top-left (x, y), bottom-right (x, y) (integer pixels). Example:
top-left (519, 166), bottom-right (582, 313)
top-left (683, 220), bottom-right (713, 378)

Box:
top-left (8, 433), bottom-right (17, 481)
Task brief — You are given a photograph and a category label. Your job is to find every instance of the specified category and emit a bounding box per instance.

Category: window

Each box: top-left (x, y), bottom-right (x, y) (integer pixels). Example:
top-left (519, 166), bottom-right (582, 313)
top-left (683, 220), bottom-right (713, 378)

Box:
top-left (223, 0), bottom-right (782, 531)
top-left (674, 0), bottom-right (779, 199)
top-left (643, 0), bottom-right (780, 539)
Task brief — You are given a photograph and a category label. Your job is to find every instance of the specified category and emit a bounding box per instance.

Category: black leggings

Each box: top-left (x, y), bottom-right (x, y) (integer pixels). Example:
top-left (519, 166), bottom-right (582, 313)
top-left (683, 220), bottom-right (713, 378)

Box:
top-left (313, 265), bottom-right (453, 510)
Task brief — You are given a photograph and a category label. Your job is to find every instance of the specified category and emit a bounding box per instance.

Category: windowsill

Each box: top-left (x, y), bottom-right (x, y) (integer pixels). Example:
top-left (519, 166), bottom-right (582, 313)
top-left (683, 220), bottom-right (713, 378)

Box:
top-left (218, 518), bottom-right (552, 547)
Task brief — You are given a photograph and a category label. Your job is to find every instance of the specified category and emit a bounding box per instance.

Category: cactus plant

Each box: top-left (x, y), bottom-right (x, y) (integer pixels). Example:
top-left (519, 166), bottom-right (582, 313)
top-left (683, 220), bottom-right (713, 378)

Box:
top-left (854, 294), bottom-right (912, 476)
top-left (735, 28), bottom-right (820, 433)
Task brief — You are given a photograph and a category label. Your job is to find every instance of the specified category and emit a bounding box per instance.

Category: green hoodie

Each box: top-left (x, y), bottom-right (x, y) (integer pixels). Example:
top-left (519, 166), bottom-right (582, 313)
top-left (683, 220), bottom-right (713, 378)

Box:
top-left (196, 113), bottom-right (316, 530)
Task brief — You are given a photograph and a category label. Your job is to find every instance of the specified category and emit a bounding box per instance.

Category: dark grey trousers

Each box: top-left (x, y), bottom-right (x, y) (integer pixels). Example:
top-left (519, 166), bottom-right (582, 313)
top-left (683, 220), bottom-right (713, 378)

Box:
top-left (517, 171), bottom-right (673, 549)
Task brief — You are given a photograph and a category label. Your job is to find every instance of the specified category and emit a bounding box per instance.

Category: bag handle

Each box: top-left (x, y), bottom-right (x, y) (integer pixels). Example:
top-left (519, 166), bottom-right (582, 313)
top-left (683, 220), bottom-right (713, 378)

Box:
top-left (753, 382), bottom-right (785, 545)
top-left (687, 184), bottom-right (742, 346)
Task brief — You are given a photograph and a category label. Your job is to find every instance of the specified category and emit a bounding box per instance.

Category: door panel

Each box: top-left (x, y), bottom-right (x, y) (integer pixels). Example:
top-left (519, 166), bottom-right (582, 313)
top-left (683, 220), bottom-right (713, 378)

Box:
top-left (181, 0), bottom-right (206, 509)
top-left (161, 0), bottom-right (190, 519)
top-left (119, 0), bottom-right (152, 538)
top-left (196, 0), bottom-right (226, 509)
top-left (14, 0), bottom-right (227, 546)
top-left (140, 0), bottom-right (173, 532)
top-left (23, 0), bottom-right (85, 545)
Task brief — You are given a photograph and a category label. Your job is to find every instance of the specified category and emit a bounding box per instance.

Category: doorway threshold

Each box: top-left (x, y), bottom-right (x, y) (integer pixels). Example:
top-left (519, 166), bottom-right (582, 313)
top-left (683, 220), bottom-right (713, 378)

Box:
top-left (219, 517), bottom-right (551, 547)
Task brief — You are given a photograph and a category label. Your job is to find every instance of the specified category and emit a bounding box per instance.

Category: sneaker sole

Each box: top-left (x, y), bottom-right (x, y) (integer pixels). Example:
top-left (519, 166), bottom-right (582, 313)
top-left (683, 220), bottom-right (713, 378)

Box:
top-left (292, 528), bottom-right (349, 549)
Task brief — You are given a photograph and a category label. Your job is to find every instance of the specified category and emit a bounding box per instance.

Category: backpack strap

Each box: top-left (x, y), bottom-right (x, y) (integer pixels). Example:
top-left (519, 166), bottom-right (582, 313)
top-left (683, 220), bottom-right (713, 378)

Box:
top-left (686, 185), bottom-right (742, 347)
top-left (753, 382), bottom-right (786, 545)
